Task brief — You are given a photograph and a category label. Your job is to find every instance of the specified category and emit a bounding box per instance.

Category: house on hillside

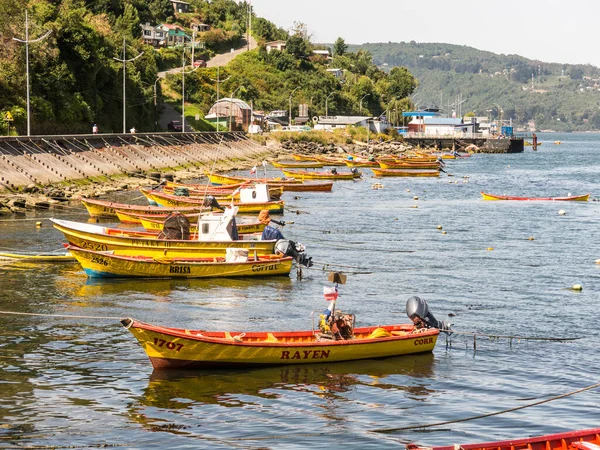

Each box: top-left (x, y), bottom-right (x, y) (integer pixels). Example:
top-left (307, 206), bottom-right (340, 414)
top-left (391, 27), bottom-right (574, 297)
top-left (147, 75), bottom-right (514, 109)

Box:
top-left (158, 24), bottom-right (190, 47)
top-left (326, 68), bottom-right (343, 79)
top-left (140, 23), bottom-right (166, 47)
top-left (170, 0), bottom-right (190, 13)
top-left (265, 40), bottom-right (287, 53)
top-left (205, 98), bottom-right (253, 131)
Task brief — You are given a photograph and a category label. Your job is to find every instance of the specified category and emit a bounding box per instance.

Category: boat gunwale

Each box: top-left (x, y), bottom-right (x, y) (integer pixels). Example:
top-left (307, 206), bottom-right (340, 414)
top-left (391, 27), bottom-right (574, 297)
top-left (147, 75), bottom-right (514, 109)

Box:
top-left (124, 318), bottom-right (439, 348)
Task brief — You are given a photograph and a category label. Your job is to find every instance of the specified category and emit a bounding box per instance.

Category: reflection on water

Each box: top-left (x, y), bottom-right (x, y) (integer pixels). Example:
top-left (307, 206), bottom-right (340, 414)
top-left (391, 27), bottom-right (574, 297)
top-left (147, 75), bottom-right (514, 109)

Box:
top-left (139, 353), bottom-right (435, 409)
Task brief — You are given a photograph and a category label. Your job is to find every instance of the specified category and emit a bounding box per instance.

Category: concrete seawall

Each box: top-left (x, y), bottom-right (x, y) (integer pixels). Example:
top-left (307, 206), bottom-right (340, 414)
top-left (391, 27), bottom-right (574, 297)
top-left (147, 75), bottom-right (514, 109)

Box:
top-left (0, 132), bottom-right (271, 192)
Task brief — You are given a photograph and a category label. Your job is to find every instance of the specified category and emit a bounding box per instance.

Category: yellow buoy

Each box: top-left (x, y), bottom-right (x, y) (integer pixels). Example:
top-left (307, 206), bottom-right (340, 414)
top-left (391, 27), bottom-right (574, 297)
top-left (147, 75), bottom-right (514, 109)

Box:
top-left (595, 259), bottom-right (600, 265)
top-left (558, 210), bottom-right (566, 216)
top-left (412, 205), bottom-right (419, 208)
top-left (406, 189), bottom-right (411, 192)
top-left (486, 247), bottom-right (494, 251)
top-left (441, 230), bottom-right (447, 235)
top-left (35, 221), bottom-right (42, 228)
top-left (437, 225), bottom-right (443, 230)
top-left (528, 237), bottom-right (535, 241)
top-left (571, 284), bottom-right (583, 291)
top-left (413, 196), bottom-right (419, 200)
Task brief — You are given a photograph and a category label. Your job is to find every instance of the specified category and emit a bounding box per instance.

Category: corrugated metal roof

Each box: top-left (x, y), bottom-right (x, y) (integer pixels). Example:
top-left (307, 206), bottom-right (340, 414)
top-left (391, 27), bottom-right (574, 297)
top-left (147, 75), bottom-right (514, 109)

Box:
top-left (423, 118), bottom-right (463, 125)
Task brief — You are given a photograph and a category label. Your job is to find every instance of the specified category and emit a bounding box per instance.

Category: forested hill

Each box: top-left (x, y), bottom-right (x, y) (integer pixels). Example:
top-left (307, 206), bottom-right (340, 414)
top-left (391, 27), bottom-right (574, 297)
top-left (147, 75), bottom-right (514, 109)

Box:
top-left (352, 41), bottom-right (600, 131)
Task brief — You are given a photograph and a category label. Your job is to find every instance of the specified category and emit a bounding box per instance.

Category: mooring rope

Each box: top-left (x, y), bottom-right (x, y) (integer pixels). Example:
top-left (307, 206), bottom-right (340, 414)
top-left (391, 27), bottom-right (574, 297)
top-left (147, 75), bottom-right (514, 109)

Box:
top-left (370, 381), bottom-right (600, 434)
top-left (0, 310), bottom-right (121, 321)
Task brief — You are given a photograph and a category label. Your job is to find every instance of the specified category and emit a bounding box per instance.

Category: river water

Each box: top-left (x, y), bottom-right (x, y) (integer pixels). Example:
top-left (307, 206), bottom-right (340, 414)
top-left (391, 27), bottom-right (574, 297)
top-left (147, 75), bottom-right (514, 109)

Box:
top-left (1, 132), bottom-right (599, 449)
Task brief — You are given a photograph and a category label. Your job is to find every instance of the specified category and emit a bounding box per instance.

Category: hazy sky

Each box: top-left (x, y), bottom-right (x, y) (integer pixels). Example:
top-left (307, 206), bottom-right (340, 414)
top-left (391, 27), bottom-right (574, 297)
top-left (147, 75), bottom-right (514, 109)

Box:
top-left (251, 0), bottom-right (599, 67)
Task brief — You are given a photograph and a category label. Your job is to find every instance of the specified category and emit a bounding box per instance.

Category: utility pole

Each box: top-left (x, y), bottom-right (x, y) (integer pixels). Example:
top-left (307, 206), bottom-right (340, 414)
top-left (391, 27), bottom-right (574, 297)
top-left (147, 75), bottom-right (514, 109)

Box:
top-left (181, 48), bottom-right (200, 132)
top-left (12, 10), bottom-right (52, 137)
top-left (113, 38), bottom-right (143, 134)
top-left (210, 67), bottom-right (231, 132)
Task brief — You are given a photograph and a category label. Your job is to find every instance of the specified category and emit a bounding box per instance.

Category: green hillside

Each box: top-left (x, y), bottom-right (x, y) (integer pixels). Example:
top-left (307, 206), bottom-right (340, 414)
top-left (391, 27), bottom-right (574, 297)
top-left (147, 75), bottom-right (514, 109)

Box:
top-left (353, 42), bottom-right (600, 131)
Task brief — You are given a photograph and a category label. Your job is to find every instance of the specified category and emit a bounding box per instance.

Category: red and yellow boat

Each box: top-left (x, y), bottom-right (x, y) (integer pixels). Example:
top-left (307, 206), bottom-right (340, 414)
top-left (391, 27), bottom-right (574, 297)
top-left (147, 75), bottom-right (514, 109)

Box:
top-left (281, 168), bottom-right (362, 180)
top-left (120, 318), bottom-right (438, 369)
top-left (481, 192), bottom-right (590, 201)
top-left (371, 168), bottom-right (440, 177)
top-left (271, 160), bottom-right (324, 169)
top-left (406, 427), bottom-right (600, 450)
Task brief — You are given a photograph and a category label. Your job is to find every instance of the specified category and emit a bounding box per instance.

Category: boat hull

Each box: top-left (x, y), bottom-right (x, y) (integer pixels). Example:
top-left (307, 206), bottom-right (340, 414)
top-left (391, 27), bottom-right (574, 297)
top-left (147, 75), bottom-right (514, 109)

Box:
top-left (121, 318), bottom-right (439, 369)
top-left (138, 216), bottom-right (265, 235)
top-left (0, 252), bottom-right (75, 262)
top-left (271, 160), bottom-right (324, 169)
top-left (50, 219), bottom-right (276, 257)
top-left (406, 427), bottom-right (600, 450)
top-left (281, 169), bottom-right (361, 180)
top-left (143, 189), bottom-right (285, 214)
top-left (372, 168), bottom-right (440, 177)
top-left (80, 197), bottom-right (207, 219)
top-left (69, 246), bottom-right (293, 279)
top-left (481, 192), bottom-right (590, 201)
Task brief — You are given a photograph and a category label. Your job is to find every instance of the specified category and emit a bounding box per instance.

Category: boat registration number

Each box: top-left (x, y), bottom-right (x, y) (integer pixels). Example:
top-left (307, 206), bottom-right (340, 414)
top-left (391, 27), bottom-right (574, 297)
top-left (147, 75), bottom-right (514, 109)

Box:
top-left (153, 338), bottom-right (184, 352)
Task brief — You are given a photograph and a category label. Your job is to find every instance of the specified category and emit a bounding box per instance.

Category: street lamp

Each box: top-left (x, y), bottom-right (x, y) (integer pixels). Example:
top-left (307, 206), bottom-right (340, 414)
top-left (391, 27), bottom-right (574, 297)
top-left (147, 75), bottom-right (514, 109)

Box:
top-left (153, 77), bottom-right (161, 131)
top-left (288, 87), bottom-right (300, 127)
top-left (114, 38), bottom-right (144, 134)
top-left (359, 93), bottom-right (370, 114)
top-left (229, 86), bottom-right (244, 132)
top-left (181, 49), bottom-right (200, 132)
top-left (325, 92), bottom-right (335, 117)
top-left (12, 10), bottom-right (52, 137)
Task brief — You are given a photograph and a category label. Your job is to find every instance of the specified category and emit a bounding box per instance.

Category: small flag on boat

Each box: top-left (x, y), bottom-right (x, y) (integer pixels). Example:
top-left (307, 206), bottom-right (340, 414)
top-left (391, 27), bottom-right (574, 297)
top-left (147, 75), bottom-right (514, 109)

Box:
top-left (250, 166), bottom-right (257, 174)
top-left (323, 286), bottom-right (338, 301)
top-left (262, 160), bottom-right (267, 167)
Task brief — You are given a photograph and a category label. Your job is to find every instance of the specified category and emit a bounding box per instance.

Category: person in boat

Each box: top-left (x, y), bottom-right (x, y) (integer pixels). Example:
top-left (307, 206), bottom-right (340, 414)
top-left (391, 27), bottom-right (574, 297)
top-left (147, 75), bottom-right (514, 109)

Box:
top-left (406, 296), bottom-right (451, 333)
top-left (258, 209), bottom-right (285, 240)
top-left (258, 209), bottom-right (313, 267)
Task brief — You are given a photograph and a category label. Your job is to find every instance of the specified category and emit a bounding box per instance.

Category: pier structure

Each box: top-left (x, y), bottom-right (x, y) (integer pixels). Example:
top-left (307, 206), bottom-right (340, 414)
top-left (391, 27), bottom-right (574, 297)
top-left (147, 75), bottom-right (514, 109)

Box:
top-left (402, 135), bottom-right (524, 153)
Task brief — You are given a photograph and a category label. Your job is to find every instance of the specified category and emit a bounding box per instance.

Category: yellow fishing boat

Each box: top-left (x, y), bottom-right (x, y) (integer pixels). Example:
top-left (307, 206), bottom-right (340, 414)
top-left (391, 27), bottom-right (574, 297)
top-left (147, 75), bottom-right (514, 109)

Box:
top-left (0, 251), bottom-right (75, 263)
top-left (120, 280), bottom-right (444, 369)
top-left (161, 185), bottom-right (283, 201)
top-left (271, 160), bottom-right (324, 169)
top-left (80, 197), bottom-right (207, 220)
top-left (371, 168), bottom-right (440, 177)
top-left (141, 188), bottom-right (285, 214)
top-left (50, 214), bottom-right (277, 258)
top-left (207, 173), bottom-right (302, 186)
top-left (378, 161), bottom-right (440, 170)
top-left (281, 168), bottom-right (361, 180)
top-left (68, 246), bottom-right (293, 279)
top-left (139, 216), bottom-right (265, 235)
top-left (344, 159), bottom-right (379, 168)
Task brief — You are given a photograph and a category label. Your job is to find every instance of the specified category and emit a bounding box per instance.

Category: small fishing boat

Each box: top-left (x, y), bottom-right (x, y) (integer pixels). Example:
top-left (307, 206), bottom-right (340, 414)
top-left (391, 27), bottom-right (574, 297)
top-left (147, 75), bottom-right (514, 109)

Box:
top-left (344, 159), bottom-right (379, 168)
top-left (50, 209), bottom-right (278, 258)
top-left (141, 185), bottom-right (285, 214)
top-left (0, 251), bottom-right (76, 263)
top-left (406, 427), bottom-right (600, 450)
top-left (161, 185), bottom-right (283, 201)
top-left (120, 276), bottom-right (443, 369)
top-left (207, 173), bottom-right (302, 186)
top-left (281, 168), bottom-right (362, 180)
top-left (481, 192), bottom-right (590, 201)
top-left (271, 160), bottom-right (324, 169)
top-left (175, 177), bottom-right (332, 193)
top-left (68, 246), bottom-right (293, 279)
top-left (378, 161), bottom-right (441, 170)
top-left (80, 197), bottom-right (208, 220)
top-left (371, 168), bottom-right (440, 178)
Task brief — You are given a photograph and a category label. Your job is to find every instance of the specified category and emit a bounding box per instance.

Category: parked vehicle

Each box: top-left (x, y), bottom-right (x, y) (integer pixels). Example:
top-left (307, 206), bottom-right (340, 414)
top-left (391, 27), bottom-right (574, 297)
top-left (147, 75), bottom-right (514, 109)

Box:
top-left (167, 120), bottom-right (182, 131)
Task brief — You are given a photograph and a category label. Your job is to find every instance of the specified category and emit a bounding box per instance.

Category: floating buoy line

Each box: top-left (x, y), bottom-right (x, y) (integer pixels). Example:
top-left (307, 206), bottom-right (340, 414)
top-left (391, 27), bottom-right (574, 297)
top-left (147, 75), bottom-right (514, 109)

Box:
top-left (370, 380), bottom-right (600, 434)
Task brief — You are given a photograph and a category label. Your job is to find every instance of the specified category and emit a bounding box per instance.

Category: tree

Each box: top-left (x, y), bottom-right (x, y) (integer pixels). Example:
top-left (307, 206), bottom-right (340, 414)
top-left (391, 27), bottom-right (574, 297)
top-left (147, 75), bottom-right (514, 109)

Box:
top-left (286, 34), bottom-right (310, 59)
top-left (333, 37), bottom-right (347, 56)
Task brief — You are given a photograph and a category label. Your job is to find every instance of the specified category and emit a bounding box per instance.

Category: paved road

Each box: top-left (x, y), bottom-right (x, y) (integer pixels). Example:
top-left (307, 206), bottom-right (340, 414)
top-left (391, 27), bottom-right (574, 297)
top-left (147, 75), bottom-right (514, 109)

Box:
top-left (156, 36), bottom-right (257, 131)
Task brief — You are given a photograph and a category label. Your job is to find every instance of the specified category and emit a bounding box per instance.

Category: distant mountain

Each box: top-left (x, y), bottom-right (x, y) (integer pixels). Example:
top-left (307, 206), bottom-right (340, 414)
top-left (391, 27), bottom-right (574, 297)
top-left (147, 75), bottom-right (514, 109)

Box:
top-left (352, 42), bottom-right (600, 131)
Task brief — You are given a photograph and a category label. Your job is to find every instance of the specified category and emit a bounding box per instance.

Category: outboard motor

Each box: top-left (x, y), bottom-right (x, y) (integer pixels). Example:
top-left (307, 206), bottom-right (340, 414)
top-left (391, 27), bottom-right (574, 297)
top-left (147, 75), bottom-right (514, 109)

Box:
top-left (275, 239), bottom-right (313, 268)
top-left (406, 296), bottom-right (451, 333)
top-left (202, 195), bottom-right (224, 211)
top-left (350, 167), bottom-right (359, 176)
